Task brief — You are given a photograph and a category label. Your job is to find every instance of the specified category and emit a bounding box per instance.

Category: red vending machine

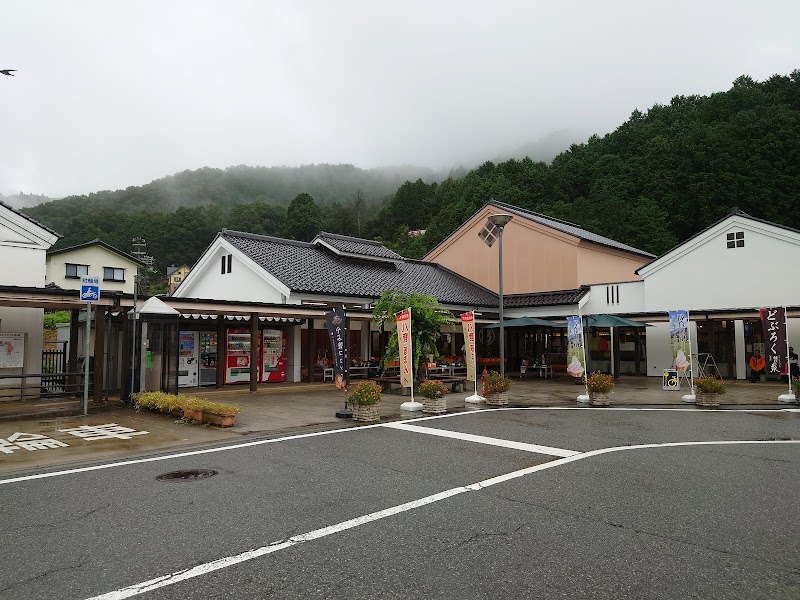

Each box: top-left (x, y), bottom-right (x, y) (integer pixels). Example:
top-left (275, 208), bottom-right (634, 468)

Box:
top-left (224, 328), bottom-right (252, 384)
top-left (261, 329), bottom-right (286, 382)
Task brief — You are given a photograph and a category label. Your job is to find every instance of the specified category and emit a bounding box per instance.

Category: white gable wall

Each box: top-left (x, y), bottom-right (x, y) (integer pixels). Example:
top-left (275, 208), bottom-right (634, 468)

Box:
top-left (642, 217), bottom-right (800, 312)
top-left (0, 245), bottom-right (47, 286)
top-left (46, 246), bottom-right (141, 294)
top-left (175, 241), bottom-right (288, 304)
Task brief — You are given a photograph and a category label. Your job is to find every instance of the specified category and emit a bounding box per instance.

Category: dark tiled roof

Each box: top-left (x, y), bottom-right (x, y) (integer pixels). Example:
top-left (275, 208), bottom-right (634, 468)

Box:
top-left (313, 231), bottom-right (404, 261)
top-left (490, 200), bottom-right (655, 258)
top-left (503, 288), bottom-right (588, 308)
top-left (0, 199), bottom-right (62, 239)
top-left (47, 238), bottom-right (146, 266)
top-left (222, 230), bottom-right (497, 306)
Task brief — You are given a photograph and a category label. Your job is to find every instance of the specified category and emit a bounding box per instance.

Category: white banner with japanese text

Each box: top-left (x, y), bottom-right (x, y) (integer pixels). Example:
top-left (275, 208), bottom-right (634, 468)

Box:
top-left (460, 312), bottom-right (476, 382)
top-left (396, 308), bottom-right (413, 388)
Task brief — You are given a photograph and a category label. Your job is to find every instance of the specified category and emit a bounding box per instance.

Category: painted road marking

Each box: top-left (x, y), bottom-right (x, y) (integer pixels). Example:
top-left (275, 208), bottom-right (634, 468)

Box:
top-left (383, 422), bottom-right (579, 457)
top-left (84, 438), bottom-right (800, 600)
top-left (1, 406), bottom-right (796, 485)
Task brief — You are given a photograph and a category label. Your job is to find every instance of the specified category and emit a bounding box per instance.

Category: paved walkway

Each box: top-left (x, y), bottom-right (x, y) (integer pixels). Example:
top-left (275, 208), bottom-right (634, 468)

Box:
top-left (0, 376), bottom-right (796, 477)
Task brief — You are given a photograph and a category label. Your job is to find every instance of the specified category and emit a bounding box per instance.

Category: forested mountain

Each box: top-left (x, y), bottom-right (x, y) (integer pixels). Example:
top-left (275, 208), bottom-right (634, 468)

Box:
top-left (0, 192), bottom-right (57, 210)
top-left (23, 70), bottom-right (800, 290)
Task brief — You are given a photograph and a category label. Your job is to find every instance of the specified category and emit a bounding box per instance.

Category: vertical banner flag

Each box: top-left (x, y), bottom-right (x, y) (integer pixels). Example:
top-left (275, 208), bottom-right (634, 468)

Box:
top-left (759, 307), bottom-right (788, 375)
top-left (325, 307), bottom-right (347, 391)
top-left (668, 310), bottom-right (691, 373)
top-left (566, 316), bottom-right (586, 378)
top-left (460, 312), bottom-right (476, 382)
top-left (396, 308), bottom-right (413, 388)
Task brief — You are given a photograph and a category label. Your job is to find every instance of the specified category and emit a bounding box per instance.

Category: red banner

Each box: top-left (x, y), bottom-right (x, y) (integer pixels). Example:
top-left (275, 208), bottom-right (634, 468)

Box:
top-left (460, 312), bottom-right (476, 382)
top-left (396, 308), bottom-right (412, 388)
top-left (759, 307), bottom-right (788, 375)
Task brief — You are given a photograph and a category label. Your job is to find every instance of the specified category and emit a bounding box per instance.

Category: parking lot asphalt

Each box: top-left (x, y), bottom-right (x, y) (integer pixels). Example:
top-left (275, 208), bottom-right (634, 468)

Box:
top-left (0, 376), bottom-right (796, 477)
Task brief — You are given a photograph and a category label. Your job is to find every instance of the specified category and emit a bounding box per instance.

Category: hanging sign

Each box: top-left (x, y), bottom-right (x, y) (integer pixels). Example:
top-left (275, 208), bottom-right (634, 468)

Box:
top-left (565, 316), bottom-right (585, 378)
top-left (759, 307), bottom-right (788, 375)
top-left (460, 312), bottom-right (476, 382)
top-left (668, 310), bottom-right (691, 373)
top-left (396, 308), bottom-right (413, 388)
top-left (325, 307), bottom-right (347, 391)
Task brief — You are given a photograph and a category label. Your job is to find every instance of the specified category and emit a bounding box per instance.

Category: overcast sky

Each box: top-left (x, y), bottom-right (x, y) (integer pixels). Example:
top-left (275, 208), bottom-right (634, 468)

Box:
top-left (2, 0), bottom-right (798, 197)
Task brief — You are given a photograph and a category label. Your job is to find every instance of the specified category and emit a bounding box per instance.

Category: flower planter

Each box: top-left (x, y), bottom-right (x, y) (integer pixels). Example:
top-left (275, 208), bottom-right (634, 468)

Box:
top-left (182, 408), bottom-right (203, 421)
top-left (204, 412), bottom-right (238, 427)
top-left (422, 397), bottom-right (447, 414)
top-left (695, 392), bottom-right (720, 408)
top-left (485, 391), bottom-right (509, 406)
top-left (588, 392), bottom-right (611, 406)
top-left (352, 402), bottom-right (381, 423)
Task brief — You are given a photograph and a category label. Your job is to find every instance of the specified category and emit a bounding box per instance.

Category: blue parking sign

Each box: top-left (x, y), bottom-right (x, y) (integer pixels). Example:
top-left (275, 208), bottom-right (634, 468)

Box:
top-left (80, 277), bottom-right (100, 302)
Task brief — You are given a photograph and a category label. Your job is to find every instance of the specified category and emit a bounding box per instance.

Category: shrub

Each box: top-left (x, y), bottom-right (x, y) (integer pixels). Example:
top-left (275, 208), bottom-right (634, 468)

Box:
top-left (202, 400), bottom-right (242, 415)
top-left (695, 376), bottom-right (726, 395)
top-left (349, 380), bottom-right (382, 406)
top-left (482, 371), bottom-right (512, 396)
top-left (132, 391), bottom-right (173, 411)
top-left (585, 371), bottom-right (614, 393)
top-left (792, 377), bottom-right (800, 395)
top-left (419, 380), bottom-right (449, 399)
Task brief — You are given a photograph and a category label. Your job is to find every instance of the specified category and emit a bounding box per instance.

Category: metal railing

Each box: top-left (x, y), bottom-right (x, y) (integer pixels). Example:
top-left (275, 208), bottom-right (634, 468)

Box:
top-left (0, 371), bottom-right (92, 401)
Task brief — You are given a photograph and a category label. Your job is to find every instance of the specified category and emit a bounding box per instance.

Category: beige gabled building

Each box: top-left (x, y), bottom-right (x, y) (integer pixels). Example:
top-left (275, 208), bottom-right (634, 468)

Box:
top-left (46, 239), bottom-right (144, 295)
top-left (423, 200), bottom-right (654, 295)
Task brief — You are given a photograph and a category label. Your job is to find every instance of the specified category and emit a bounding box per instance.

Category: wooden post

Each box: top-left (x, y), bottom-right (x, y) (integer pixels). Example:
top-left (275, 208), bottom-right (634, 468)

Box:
top-left (69, 309), bottom-right (79, 391)
top-left (216, 317), bottom-right (225, 389)
top-left (306, 318), bottom-right (315, 383)
top-left (634, 328), bottom-right (642, 376)
top-left (121, 313), bottom-right (130, 399)
top-left (250, 312), bottom-right (259, 392)
top-left (612, 327), bottom-right (621, 380)
top-left (93, 304), bottom-right (106, 403)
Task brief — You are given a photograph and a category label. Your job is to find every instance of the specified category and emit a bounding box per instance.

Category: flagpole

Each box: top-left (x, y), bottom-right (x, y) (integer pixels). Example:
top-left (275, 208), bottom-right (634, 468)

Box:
top-left (682, 309), bottom-right (696, 402)
top-left (576, 310), bottom-right (590, 403)
top-left (399, 306), bottom-right (422, 411)
top-left (778, 305), bottom-right (796, 402)
top-left (465, 310), bottom-right (484, 403)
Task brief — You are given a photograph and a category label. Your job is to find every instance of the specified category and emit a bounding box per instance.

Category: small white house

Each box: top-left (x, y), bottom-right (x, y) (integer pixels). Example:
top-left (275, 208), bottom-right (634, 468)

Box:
top-left (46, 239), bottom-right (144, 295)
top-left (0, 200), bottom-right (61, 394)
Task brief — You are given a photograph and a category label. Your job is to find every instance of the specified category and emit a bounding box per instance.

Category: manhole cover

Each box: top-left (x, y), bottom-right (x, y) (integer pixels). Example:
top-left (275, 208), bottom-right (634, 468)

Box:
top-left (156, 469), bottom-right (218, 482)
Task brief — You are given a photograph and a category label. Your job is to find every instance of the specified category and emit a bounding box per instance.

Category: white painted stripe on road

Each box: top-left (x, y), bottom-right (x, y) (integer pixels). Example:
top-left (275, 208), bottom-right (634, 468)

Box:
top-left (2, 406), bottom-right (796, 485)
top-left (83, 438), bottom-right (799, 600)
top-left (383, 422), bottom-right (579, 457)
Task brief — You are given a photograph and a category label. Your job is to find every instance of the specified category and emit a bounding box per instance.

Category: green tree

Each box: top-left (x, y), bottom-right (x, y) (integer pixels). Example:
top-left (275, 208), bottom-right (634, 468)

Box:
top-left (286, 193), bottom-right (322, 241)
top-left (372, 290), bottom-right (453, 379)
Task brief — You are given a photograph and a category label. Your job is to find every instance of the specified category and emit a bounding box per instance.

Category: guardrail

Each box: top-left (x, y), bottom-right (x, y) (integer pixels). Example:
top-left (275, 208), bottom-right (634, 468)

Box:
top-left (0, 371), bottom-right (92, 401)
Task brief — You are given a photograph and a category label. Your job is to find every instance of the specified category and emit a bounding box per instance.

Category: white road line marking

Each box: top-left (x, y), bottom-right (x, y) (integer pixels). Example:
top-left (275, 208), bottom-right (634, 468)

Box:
top-left (1, 406), bottom-right (795, 485)
top-left (84, 438), bottom-right (800, 600)
top-left (383, 422), bottom-right (579, 457)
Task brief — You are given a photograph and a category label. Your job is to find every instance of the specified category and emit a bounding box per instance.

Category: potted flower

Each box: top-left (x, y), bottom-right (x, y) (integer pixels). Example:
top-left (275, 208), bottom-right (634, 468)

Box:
top-left (419, 380), bottom-right (449, 414)
top-left (694, 376), bottom-right (726, 407)
top-left (202, 400), bottom-right (242, 427)
top-left (792, 377), bottom-right (800, 398)
top-left (349, 380), bottom-right (382, 423)
top-left (482, 371), bottom-right (512, 406)
top-left (585, 371), bottom-right (613, 406)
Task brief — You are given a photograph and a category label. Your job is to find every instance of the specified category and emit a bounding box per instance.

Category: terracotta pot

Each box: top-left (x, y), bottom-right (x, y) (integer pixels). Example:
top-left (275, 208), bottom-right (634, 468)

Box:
top-left (352, 402), bottom-right (381, 423)
top-left (422, 397), bottom-right (447, 414)
top-left (485, 391), bottom-right (509, 406)
top-left (182, 408), bottom-right (203, 421)
top-left (588, 391), bottom-right (611, 406)
top-left (695, 392), bottom-right (720, 407)
top-left (204, 412), bottom-right (237, 427)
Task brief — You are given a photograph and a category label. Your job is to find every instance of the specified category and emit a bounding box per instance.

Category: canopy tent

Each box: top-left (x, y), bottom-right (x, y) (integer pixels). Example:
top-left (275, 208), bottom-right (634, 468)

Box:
top-left (483, 316), bottom-right (567, 329)
top-left (584, 314), bottom-right (651, 328)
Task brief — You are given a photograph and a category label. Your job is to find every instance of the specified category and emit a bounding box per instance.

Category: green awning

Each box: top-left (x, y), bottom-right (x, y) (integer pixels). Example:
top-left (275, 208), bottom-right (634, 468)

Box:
top-left (584, 315), bottom-right (651, 327)
top-left (483, 316), bottom-right (567, 329)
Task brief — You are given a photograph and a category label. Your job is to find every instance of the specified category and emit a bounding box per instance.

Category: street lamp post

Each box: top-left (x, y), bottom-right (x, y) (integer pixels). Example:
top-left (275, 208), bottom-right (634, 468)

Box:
top-left (488, 214), bottom-right (513, 378)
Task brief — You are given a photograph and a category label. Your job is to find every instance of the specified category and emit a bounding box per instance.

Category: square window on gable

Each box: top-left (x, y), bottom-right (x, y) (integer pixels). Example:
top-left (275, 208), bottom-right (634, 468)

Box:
top-left (726, 231), bottom-right (744, 249)
top-left (65, 263), bottom-right (89, 278)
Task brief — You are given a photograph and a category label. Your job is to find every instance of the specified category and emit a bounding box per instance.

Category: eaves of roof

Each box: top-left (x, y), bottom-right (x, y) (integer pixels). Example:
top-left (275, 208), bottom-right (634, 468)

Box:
top-left (503, 287), bottom-right (589, 308)
top-left (47, 238), bottom-right (146, 266)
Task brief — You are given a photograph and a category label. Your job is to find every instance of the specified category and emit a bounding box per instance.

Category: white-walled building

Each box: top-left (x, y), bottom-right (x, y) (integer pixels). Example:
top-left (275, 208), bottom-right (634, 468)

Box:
top-left (0, 200), bottom-right (61, 395)
top-left (46, 239), bottom-right (144, 295)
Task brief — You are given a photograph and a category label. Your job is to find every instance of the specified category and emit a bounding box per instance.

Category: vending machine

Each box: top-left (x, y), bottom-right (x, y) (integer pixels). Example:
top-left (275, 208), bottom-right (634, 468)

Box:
top-left (261, 329), bottom-right (286, 382)
top-left (178, 331), bottom-right (199, 388)
top-left (225, 329), bottom-right (252, 384)
top-left (199, 332), bottom-right (217, 386)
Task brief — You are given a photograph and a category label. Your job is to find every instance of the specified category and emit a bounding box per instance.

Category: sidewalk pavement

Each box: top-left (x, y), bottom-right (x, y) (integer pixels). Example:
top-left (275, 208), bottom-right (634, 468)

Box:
top-left (1, 376), bottom-right (796, 477)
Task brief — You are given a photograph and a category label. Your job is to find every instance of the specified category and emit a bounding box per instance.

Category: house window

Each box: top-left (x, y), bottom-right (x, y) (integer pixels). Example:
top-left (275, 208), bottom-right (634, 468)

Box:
top-left (221, 254), bottom-right (232, 274)
top-left (65, 263), bottom-right (89, 278)
top-left (103, 267), bottom-right (125, 282)
top-left (726, 231), bottom-right (744, 249)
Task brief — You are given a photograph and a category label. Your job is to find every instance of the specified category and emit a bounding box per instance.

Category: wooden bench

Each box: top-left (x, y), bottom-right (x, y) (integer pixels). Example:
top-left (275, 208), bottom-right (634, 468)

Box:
top-left (372, 376), bottom-right (402, 392)
top-left (428, 375), bottom-right (467, 392)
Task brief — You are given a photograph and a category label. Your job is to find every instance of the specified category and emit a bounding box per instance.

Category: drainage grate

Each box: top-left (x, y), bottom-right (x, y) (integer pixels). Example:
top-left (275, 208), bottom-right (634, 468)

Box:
top-left (156, 469), bottom-right (218, 482)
